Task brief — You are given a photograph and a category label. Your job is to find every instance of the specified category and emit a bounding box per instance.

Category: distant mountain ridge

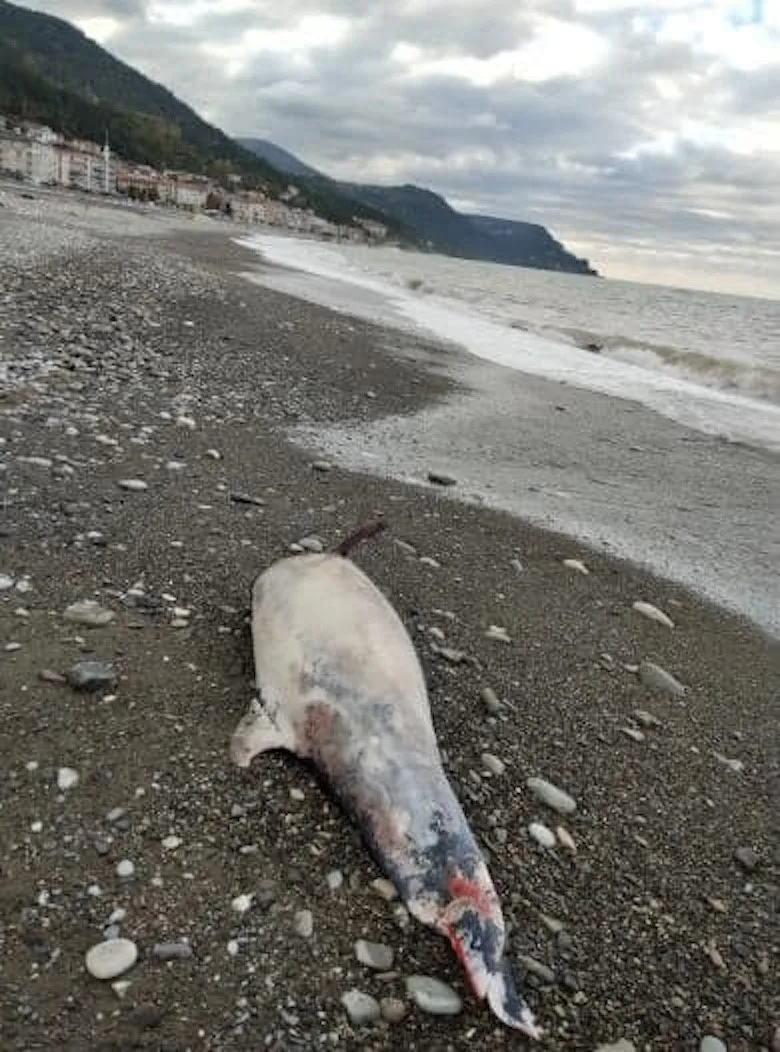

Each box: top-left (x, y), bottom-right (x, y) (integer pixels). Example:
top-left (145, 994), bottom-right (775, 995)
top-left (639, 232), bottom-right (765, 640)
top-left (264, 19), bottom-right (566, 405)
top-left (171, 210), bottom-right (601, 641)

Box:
top-left (239, 137), bottom-right (598, 276)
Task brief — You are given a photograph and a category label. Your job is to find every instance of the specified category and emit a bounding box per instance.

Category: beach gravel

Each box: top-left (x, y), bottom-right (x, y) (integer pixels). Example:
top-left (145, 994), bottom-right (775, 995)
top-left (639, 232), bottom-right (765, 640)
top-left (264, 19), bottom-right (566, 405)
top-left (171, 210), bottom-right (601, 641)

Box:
top-left (0, 188), bottom-right (777, 1051)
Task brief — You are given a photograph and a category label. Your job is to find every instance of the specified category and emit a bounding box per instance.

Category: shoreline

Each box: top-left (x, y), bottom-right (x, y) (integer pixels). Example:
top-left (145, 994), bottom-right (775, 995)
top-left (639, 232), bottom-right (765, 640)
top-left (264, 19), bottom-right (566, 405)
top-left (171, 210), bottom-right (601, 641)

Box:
top-left (236, 234), bottom-right (780, 642)
top-left (1, 192), bottom-right (777, 1052)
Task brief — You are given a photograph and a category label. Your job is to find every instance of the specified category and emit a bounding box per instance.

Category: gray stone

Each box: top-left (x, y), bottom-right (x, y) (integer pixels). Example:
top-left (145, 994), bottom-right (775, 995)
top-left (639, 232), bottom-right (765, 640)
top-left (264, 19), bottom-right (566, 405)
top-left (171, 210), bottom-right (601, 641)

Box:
top-left (428, 471), bottom-right (457, 487)
top-left (481, 686), bottom-right (503, 714)
top-left (526, 776), bottom-right (577, 815)
top-left (293, 910), bottom-right (314, 938)
top-left (733, 846), bottom-right (760, 872)
top-left (481, 752), bottom-right (506, 776)
top-left (520, 955), bottom-right (556, 984)
top-left (66, 660), bottom-right (116, 692)
top-left (355, 939), bottom-right (394, 971)
top-left (63, 600), bottom-right (115, 627)
top-left (85, 938), bottom-right (138, 980)
top-left (638, 660), bottom-right (686, 697)
top-left (595, 1042), bottom-right (637, 1052)
top-left (153, 941), bottom-right (194, 961)
top-left (296, 535), bottom-right (324, 553)
top-left (117, 478), bottom-right (148, 492)
top-left (341, 990), bottom-right (381, 1026)
top-left (405, 975), bottom-right (463, 1016)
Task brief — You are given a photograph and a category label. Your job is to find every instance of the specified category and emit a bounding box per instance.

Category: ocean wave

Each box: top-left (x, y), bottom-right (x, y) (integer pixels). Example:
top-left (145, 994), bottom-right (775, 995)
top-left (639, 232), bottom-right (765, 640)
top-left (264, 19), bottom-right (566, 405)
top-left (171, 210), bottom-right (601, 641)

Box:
top-left (535, 326), bottom-right (780, 405)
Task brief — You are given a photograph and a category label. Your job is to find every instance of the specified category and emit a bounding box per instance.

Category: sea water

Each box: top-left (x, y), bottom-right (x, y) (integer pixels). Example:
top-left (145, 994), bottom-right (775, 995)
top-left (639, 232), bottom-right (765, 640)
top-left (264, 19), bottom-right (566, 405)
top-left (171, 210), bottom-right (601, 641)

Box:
top-left (238, 231), bottom-right (780, 637)
top-left (240, 233), bottom-right (780, 454)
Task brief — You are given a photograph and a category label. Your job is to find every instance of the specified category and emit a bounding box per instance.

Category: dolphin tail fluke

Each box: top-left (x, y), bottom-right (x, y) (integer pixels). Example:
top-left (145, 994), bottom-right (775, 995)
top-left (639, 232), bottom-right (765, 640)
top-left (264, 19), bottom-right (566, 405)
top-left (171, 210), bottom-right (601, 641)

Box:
top-left (485, 960), bottom-right (543, 1040)
top-left (447, 904), bottom-right (542, 1040)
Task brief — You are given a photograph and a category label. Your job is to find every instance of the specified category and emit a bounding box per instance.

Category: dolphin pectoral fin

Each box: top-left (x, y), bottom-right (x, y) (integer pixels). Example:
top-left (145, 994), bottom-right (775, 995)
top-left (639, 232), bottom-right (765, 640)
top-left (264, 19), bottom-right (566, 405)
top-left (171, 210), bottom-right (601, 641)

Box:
top-left (229, 696), bottom-right (296, 768)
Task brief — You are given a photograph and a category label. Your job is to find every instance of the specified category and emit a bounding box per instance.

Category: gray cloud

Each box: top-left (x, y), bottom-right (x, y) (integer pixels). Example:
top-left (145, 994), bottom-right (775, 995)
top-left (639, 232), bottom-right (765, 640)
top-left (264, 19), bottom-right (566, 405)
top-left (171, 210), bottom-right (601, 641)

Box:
top-left (18, 0), bottom-right (780, 294)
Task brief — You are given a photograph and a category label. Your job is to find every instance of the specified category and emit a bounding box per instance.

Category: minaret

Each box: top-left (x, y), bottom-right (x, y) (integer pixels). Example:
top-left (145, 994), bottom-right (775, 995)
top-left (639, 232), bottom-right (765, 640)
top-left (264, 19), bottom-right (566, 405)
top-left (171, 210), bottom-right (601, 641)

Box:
top-left (103, 129), bottom-right (111, 194)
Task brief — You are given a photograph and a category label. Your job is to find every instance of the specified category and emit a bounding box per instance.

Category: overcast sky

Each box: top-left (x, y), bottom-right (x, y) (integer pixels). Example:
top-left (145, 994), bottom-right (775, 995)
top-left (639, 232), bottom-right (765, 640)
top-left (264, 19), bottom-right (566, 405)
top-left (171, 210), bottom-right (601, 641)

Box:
top-left (21, 0), bottom-right (780, 298)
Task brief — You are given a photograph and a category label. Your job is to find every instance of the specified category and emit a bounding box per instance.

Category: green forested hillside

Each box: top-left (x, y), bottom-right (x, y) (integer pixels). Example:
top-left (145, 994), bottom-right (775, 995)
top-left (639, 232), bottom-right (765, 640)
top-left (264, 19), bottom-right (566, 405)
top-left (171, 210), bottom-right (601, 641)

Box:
top-left (0, 0), bottom-right (403, 231)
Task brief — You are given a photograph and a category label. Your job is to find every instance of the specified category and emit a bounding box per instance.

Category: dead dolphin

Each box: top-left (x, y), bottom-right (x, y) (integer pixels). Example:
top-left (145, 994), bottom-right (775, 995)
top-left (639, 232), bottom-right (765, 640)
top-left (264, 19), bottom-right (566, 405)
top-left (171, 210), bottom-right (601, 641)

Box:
top-left (229, 529), bottom-right (541, 1039)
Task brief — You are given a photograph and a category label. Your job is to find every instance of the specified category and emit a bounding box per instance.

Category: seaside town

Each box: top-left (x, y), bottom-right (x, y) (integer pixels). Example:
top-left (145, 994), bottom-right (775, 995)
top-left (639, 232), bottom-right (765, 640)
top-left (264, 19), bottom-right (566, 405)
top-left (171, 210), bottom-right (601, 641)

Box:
top-left (0, 112), bottom-right (389, 243)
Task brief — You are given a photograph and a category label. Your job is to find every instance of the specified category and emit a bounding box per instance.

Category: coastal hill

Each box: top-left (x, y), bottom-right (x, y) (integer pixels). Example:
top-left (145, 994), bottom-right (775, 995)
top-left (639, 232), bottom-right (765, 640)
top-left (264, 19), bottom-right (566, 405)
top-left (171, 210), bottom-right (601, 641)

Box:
top-left (239, 138), bottom-right (599, 276)
top-left (0, 0), bottom-right (400, 233)
top-left (0, 0), bottom-right (598, 274)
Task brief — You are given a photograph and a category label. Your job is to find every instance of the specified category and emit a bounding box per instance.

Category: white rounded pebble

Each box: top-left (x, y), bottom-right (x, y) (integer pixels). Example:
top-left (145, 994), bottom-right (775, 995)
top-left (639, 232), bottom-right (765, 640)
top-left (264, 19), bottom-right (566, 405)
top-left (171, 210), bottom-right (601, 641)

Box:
top-left (57, 767), bottom-right (79, 791)
top-left (116, 860), bottom-right (135, 879)
top-left (526, 776), bottom-right (577, 815)
top-left (161, 835), bottom-right (182, 850)
top-left (700, 1039), bottom-right (727, 1052)
top-left (226, 939), bottom-right (239, 957)
top-left (85, 938), bottom-right (138, 980)
top-left (117, 478), bottom-right (148, 492)
top-left (231, 893), bottom-right (253, 914)
top-left (293, 909), bottom-right (314, 938)
top-left (406, 975), bottom-right (463, 1015)
top-left (528, 822), bottom-right (557, 849)
top-left (0, 574), bottom-right (14, 590)
top-left (563, 558), bottom-right (589, 575)
top-left (632, 600), bottom-right (675, 628)
top-left (481, 752), bottom-right (505, 776)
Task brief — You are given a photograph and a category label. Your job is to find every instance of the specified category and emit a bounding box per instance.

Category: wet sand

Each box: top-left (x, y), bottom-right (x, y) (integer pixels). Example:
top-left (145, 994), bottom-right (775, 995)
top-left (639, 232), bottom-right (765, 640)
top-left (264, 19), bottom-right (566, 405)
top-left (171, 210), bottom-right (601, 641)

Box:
top-left (1, 190), bottom-right (778, 1052)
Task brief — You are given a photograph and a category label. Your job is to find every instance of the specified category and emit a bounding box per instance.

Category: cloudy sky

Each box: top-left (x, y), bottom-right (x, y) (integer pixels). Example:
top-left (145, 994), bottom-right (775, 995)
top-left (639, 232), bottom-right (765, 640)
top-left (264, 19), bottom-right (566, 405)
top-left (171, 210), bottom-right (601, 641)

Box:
top-left (21, 0), bottom-right (780, 297)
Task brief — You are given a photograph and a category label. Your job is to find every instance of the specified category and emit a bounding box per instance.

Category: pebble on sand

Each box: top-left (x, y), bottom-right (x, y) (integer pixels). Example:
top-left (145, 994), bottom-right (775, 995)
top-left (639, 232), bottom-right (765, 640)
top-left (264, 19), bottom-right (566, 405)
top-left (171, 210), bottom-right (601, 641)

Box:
top-left (700, 1038), bottom-right (728, 1052)
top-left (526, 776), bottom-right (577, 815)
top-left (556, 826), bottom-right (577, 852)
top-left (63, 600), bottom-right (115, 627)
top-left (341, 989), bottom-right (381, 1026)
top-left (355, 939), bottom-right (394, 971)
top-left (632, 600), bottom-right (675, 628)
top-left (153, 941), bottom-right (194, 961)
top-left (733, 846), bottom-right (760, 872)
top-left (528, 822), bottom-right (557, 849)
top-left (231, 893), bottom-right (253, 914)
top-left (481, 686), bottom-right (503, 714)
top-left (484, 624), bottom-right (511, 643)
top-left (380, 997), bottom-right (407, 1023)
top-left (563, 558), bottom-right (589, 575)
top-left (57, 767), bottom-right (79, 791)
top-left (85, 938), bottom-right (138, 980)
top-left (117, 478), bottom-right (148, 492)
top-left (638, 660), bottom-right (686, 698)
top-left (65, 660), bottom-right (117, 692)
top-left (481, 752), bottom-right (506, 776)
top-left (370, 877), bottom-right (398, 902)
top-left (428, 471), bottom-right (457, 487)
top-left (406, 975), bottom-right (463, 1016)
top-left (293, 910), bottom-right (314, 938)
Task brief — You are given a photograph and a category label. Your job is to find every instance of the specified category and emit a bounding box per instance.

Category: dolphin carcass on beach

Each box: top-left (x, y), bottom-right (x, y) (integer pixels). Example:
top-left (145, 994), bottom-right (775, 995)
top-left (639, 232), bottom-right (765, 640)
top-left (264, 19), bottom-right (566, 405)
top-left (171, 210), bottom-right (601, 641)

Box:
top-left (229, 522), bottom-right (542, 1039)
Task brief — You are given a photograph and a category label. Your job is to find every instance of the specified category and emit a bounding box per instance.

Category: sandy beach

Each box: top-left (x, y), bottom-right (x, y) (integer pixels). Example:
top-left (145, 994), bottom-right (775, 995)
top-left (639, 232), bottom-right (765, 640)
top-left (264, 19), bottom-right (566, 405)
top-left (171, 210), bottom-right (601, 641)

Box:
top-left (1, 188), bottom-right (777, 1052)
